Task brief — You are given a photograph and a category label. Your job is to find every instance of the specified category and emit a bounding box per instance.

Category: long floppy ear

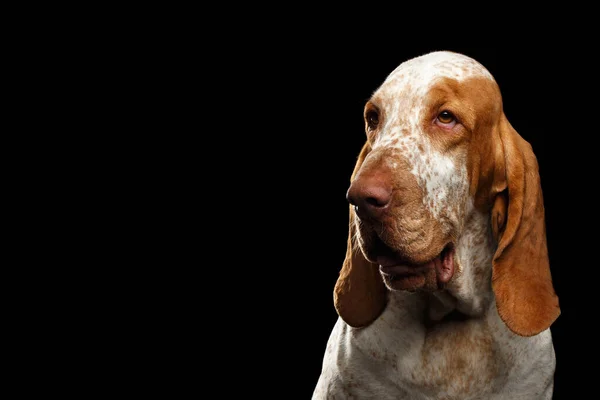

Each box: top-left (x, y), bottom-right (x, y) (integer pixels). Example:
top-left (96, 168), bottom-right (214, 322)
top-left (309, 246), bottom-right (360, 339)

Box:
top-left (334, 143), bottom-right (387, 327)
top-left (491, 116), bottom-right (560, 337)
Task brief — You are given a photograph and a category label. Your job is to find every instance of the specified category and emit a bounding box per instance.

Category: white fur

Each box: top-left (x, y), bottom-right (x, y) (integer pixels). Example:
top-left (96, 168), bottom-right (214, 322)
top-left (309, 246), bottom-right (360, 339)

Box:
top-left (314, 300), bottom-right (555, 399)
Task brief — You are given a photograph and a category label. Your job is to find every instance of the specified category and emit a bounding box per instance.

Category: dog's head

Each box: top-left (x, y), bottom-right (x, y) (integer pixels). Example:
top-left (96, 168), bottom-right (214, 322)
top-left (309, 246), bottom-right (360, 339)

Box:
top-left (334, 51), bottom-right (560, 337)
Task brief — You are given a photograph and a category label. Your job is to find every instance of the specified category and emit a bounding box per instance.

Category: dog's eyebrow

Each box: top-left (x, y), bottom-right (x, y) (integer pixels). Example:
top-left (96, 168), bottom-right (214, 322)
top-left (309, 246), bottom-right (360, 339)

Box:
top-left (363, 101), bottom-right (379, 113)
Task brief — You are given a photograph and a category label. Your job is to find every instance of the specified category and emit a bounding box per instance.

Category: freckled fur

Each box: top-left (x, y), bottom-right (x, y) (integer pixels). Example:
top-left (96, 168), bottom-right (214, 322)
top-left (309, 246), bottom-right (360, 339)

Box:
top-left (316, 51), bottom-right (559, 399)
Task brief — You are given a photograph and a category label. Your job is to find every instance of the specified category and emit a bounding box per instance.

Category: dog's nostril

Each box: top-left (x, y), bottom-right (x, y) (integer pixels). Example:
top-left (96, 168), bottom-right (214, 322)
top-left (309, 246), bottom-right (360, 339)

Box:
top-left (365, 196), bottom-right (387, 208)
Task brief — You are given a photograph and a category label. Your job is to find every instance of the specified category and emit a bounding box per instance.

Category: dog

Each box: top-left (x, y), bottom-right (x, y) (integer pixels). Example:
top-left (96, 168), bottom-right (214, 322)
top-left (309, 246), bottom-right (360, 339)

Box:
top-left (312, 51), bottom-right (560, 399)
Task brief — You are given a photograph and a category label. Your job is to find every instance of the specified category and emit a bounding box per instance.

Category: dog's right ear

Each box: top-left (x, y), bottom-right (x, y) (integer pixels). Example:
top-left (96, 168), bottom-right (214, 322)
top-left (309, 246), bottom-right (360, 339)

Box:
top-left (490, 116), bottom-right (560, 337)
top-left (334, 143), bottom-right (387, 327)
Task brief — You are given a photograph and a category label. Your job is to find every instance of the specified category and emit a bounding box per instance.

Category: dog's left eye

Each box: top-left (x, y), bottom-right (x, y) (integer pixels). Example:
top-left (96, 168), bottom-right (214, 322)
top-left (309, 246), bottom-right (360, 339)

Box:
top-left (366, 110), bottom-right (379, 130)
top-left (437, 111), bottom-right (456, 124)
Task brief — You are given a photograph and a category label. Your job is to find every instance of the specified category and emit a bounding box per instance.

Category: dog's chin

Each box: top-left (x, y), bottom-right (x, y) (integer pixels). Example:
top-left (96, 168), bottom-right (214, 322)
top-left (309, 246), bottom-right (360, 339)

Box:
top-left (370, 243), bottom-right (456, 292)
top-left (381, 267), bottom-right (441, 292)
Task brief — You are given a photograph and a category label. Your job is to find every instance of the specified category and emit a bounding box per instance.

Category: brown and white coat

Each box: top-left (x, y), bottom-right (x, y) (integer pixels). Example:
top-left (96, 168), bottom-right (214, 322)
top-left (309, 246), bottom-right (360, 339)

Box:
top-left (313, 51), bottom-right (560, 400)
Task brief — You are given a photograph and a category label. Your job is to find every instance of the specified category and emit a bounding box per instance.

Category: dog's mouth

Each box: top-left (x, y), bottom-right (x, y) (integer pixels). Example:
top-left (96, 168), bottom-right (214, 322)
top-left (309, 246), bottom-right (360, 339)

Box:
top-left (368, 237), bottom-right (455, 291)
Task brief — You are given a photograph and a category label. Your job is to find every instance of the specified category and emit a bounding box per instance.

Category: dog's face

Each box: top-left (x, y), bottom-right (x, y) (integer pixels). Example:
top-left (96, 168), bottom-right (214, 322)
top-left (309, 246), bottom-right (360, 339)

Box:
top-left (348, 52), bottom-right (501, 292)
top-left (336, 51), bottom-right (559, 336)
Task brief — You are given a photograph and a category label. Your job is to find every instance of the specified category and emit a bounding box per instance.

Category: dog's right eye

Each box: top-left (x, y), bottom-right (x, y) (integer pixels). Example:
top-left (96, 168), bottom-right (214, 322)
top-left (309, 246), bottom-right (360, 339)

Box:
top-left (366, 111), bottom-right (379, 130)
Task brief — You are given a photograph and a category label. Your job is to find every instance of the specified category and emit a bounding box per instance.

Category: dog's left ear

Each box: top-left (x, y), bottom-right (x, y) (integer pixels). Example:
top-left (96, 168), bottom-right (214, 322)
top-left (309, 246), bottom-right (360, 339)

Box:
top-left (490, 116), bottom-right (560, 337)
top-left (334, 143), bottom-right (387, 327)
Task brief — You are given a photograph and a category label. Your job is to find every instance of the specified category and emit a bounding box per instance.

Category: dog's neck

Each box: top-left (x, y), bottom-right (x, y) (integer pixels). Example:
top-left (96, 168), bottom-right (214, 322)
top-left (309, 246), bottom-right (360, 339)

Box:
top-left (392, 207), bottom-right (497, 324)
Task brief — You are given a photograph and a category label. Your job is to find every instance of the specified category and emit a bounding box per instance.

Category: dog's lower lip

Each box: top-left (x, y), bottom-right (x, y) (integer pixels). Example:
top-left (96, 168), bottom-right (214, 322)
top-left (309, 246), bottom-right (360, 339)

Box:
top-left (377, 244), bottom-right (454, 280)
top-left (376, 253), bottom-right (427, 270)
top-left (379, 263), bottom-right (429, 276)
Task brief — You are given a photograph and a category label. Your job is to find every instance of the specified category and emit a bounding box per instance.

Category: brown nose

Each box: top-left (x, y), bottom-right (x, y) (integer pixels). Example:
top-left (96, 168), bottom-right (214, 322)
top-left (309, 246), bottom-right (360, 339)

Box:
top-left (346, 176), bottom-right (392, 220)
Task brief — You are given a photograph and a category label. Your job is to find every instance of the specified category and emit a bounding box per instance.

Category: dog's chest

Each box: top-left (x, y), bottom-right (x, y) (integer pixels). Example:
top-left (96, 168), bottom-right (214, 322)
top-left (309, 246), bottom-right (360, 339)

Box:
top-left (396, 319), bottom-right (504, 397)
top-left (319, 316), bottom-right (507, 399)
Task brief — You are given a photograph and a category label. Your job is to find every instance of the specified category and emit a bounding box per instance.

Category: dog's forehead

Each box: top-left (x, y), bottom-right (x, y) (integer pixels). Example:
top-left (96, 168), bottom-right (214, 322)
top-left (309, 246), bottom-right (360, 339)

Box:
top-left (374, 51), bottom-right (495, 100)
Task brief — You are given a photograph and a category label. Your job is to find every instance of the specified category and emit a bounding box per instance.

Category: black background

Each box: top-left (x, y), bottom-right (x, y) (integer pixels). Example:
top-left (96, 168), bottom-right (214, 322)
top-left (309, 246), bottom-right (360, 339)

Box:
top-left (241, 43), bottom-right (595, 399)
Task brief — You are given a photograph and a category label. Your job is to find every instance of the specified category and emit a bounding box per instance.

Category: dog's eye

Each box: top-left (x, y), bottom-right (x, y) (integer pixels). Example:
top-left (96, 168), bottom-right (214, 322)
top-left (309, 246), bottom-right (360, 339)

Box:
top-left (437, 111), bottom-right (456, 124)
top-left (366, 110), bottom-right (379, 130)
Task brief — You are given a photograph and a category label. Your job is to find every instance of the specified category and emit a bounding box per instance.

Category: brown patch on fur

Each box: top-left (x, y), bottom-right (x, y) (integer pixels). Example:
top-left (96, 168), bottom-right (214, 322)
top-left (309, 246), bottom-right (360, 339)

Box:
top-left (421, 77), bottom-right (500, 159)
top-left (473, 263), bottom-right (487, 281)
top-left (491, 192), bottom-right (507, 242)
